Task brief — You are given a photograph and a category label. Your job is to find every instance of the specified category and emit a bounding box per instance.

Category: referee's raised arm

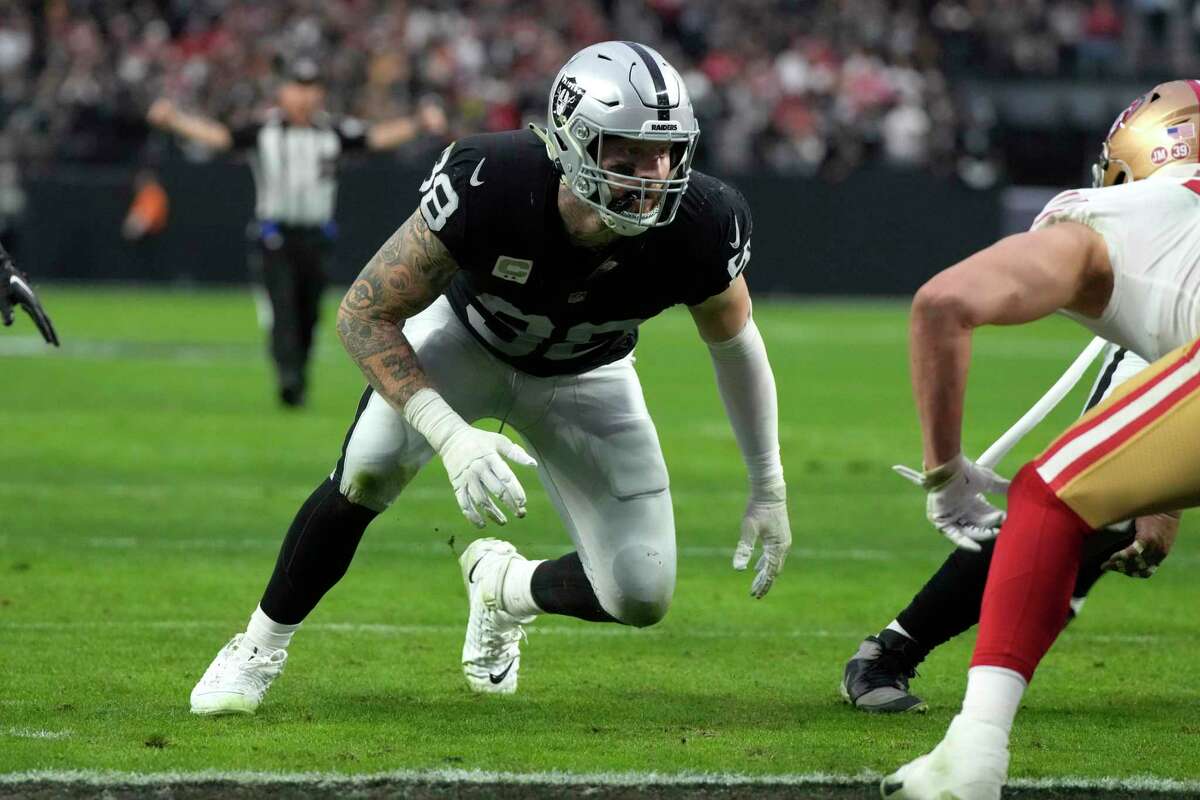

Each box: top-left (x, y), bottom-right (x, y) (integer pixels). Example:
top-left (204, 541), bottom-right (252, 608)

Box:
top-left (145, 59), bottom-right (441, 409)
top-left (146, 98), bottom-right (233, 151)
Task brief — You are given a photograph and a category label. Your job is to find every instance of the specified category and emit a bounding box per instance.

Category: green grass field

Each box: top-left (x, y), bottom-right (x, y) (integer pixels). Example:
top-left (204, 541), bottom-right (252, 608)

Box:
top-left (2, 288), bottom-right (1198, 796)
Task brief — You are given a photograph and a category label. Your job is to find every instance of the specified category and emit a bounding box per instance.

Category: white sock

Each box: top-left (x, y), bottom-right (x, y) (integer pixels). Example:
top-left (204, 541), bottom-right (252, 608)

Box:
top-left (244, 605), bottom-right (300, 654)
top-left (500, 556), bottom-right (545, 618)
top-left (961, 665), bottom-right (1027, 734)
top-left (885, 619), bottom-right (913, 640)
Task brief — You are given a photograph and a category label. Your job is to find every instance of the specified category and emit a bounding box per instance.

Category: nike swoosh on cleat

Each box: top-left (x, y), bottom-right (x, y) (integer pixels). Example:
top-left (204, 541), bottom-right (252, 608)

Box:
top-left (728, 213), bottom-right (740, 248)
top-left (881, 779), bottom-right (904, 796)
top-left (468, 558), bottom-right (483, 583)
top-left (470, 158), bottom-right (486, 187)
top-left (489, 660), bottom-right (515, 684)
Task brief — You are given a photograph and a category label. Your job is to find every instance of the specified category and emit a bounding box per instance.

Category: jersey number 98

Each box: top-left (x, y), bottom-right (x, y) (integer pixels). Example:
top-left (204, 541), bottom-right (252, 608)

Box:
top-left (419, 145), bottom-right (460, 232)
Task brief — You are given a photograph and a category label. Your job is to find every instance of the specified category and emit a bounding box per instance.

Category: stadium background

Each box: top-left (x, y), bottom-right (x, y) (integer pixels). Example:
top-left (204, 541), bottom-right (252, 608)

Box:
top-left (4, 2), bottom-right (1200, 799)
top-left (3, 0), bottom-right (1198, 292)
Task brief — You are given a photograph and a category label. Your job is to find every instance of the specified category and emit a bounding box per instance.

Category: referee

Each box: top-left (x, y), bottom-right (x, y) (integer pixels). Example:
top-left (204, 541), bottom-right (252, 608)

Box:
top-left (147, 60), bottom-right (438, 407)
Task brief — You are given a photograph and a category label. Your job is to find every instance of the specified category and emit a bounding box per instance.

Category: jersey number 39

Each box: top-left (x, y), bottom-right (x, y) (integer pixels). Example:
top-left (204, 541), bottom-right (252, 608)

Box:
top-left (419, 144), bottom-right (460, 232)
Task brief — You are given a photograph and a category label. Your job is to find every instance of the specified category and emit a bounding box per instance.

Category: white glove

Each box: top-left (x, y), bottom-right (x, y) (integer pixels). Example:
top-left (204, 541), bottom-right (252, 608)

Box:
top-left (440, 426), bottom-right (538, 527)
top-left (404, 389), bottom-right (537, 528)
top-left (732, 483), bottom-right (791, 599)
top-left (893, 454), bottom-right (1009, 551)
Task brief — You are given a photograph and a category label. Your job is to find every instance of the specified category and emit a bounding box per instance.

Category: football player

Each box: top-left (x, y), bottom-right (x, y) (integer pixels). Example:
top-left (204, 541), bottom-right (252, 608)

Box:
top-left (189, 41), bottom-right (791, 714)
top-left (841, 343), bottom-right (1180, 713)
top-left (1, 242), bottom-right (58, 346)
top-left (882, 79), bottom-right (1200, 799)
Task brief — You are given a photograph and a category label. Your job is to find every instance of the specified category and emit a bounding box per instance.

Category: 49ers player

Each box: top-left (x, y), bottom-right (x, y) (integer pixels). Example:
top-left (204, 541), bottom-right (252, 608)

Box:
top-left (882, 80), bottom-right (1200, 799)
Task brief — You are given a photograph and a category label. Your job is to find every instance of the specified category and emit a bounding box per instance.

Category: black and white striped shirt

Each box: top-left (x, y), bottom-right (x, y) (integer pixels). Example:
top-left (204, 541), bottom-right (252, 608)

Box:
top-left (232, 111), bottom-right (368, 226)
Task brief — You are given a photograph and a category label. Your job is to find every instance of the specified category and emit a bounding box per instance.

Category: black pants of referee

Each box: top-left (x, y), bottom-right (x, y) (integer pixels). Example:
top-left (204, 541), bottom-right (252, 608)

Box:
top-left (257, 225), bottom-right (328, 407)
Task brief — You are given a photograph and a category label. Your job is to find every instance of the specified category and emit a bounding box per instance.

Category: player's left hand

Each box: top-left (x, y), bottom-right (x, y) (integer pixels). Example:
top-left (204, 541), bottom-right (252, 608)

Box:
top-left (732, 483), bottom-right (791, 599)
top-left (1102, 511), bottom-right (1180, 578)
top-left (2, 256), bottom-right (59, 346)
top-left (894, 454), bottom-right (1009, 552)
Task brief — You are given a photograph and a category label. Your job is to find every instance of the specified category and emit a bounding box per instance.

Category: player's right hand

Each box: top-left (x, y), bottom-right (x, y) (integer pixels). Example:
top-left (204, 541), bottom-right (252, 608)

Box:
top-left (893, 454), bottom-right (1009, 552)
top-left (2, 256), bottom-right (59, 346)
top-left (439, 427), bottom-right (538, 528)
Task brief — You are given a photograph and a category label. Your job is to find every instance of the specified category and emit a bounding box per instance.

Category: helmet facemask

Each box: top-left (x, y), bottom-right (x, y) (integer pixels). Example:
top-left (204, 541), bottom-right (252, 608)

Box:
top-left (1091, 142), bottom-right (1134, 188)
top-left (567, 125), bottom-right (698, 236)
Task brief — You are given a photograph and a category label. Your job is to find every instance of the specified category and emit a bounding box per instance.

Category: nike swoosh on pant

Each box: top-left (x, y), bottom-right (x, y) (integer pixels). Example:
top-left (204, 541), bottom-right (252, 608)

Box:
top-left (468, 558), bottom-right (483, 583)
top-left (489, 660), bottom-right (515, 684)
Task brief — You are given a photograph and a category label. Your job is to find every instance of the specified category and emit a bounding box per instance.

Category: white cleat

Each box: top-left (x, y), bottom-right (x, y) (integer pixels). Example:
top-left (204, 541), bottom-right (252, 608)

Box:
top-left (460, 538), bottom-right (534, 695)
top-left (189, 634), bottom-right (288, 716)
top-left (880, 714), bottom-right (1010, 800)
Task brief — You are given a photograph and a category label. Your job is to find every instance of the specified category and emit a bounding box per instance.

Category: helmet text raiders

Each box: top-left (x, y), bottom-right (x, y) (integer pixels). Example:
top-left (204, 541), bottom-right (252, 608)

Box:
top-left (539, 41), bottom-right (700, 237)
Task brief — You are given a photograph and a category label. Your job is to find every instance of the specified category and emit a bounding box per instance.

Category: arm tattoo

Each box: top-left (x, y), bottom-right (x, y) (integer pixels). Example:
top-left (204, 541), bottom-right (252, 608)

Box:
top-left (336, 209), bottom-right (459, 408)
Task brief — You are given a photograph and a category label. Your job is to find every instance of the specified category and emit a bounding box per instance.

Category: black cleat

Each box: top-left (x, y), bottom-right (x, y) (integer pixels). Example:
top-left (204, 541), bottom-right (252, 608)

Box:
top-left (279, 385), bottom-right (306, 408)
top-left (841, 630), bottom-right (927, 713)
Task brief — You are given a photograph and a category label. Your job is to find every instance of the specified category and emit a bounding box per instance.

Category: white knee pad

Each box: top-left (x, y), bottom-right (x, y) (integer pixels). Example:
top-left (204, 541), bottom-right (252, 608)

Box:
top-left (596, 542), bottom-right (676, 628)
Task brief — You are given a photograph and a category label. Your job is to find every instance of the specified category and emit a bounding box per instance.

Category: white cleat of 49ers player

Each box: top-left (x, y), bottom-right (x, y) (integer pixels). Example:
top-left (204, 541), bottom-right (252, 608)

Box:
top-left (880, 714), bottom-right (1010, 800)
top-left (190, 634), bottom-right (287, 715)
top-left (460, 537), bottom-right (534, 695)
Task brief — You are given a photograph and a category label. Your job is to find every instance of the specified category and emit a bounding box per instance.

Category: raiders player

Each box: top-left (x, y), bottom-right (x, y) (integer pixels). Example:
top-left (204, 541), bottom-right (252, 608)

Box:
top-left (189, 41), bottom-right (790, 713)
top-left (881, 80), bottom-right (1200, 798)
top-left (2, 242), bottom-right (58, 346)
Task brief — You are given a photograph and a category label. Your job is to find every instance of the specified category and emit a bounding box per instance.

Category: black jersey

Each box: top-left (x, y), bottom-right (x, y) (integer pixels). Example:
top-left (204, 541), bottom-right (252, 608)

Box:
top-left (416, 129), bottom-right (752, 377)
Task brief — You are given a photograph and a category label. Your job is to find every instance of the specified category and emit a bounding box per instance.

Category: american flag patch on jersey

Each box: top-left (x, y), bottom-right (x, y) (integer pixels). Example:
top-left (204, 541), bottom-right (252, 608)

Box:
top-left (1167, 123), bottom-right (1195, 139)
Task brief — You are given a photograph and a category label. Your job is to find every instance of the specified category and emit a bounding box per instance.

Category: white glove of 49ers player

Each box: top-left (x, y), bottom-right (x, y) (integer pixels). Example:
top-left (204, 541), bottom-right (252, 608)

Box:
top-left (732, 482), bottom-right (791, 599)
top-left (893, 454), bottom-right (1010, 551)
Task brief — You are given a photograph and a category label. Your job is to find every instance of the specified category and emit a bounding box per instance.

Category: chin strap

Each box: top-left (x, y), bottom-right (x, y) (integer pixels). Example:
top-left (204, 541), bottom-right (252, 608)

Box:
top-left (528, 123), bottom-right (562, 171)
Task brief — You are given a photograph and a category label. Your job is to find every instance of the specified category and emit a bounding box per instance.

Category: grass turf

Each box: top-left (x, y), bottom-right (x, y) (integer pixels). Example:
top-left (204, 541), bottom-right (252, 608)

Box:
top-left (1, 287), bottom-right (1197, 783)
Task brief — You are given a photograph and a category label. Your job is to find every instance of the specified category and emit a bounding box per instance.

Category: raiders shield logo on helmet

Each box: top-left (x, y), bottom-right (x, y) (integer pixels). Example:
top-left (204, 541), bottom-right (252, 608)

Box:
top-left (552, 76), bottom-right (586, 127)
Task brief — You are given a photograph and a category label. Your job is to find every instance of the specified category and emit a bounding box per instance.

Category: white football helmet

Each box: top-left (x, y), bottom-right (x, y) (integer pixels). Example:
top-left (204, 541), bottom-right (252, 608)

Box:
top-left (539, 41), bottom-right (700, 237)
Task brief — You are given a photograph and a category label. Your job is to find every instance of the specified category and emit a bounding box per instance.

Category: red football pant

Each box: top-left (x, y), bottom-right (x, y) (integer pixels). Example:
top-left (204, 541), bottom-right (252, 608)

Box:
top-left (971, 463), bottom-right (1092, 682)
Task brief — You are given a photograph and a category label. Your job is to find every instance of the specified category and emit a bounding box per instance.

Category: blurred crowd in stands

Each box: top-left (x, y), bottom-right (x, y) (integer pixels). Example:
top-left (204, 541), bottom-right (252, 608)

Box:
top-left (1, 0), bottom-right (1199, 183)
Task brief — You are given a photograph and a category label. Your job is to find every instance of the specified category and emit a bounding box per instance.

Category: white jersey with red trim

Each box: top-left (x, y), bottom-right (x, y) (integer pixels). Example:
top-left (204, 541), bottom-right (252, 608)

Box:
top-left (1031, 167), bottom-right (1200, 361)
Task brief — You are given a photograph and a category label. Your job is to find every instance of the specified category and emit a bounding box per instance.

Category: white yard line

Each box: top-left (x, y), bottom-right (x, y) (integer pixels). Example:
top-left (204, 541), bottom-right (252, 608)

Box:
top-left (2, 728), bottom-right (72, 740)
top-left (0, 619), bottom-right (1170, 645)
top-left (5, 526), bottom-right (1197, 566)
top-left (0, 620), bottom-right (873, 640)
top-left (0, 768), bottom-right (1196, 794)
top-left (68, 535), bottom-right (900, 562)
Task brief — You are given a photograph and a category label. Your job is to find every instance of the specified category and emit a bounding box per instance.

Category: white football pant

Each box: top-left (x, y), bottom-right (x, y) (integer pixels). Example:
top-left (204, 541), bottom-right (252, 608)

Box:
top-left (334, 297), bottom-right (676, 626)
